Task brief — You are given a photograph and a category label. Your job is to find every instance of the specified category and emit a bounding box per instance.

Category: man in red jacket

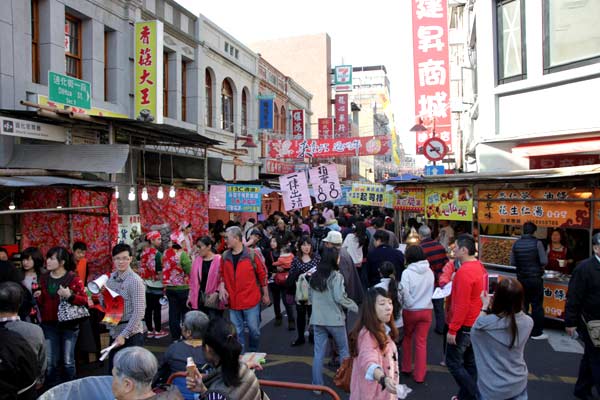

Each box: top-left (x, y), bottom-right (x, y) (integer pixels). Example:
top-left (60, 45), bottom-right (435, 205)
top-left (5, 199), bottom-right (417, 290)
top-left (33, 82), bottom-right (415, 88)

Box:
top-left (219, 226), bottom-right (270, 352)
top-left (445, 234), bottom-right (487, 400)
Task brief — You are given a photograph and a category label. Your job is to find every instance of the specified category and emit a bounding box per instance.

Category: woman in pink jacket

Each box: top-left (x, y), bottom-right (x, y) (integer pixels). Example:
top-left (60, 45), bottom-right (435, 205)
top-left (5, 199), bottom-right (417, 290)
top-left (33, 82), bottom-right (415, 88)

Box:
top-left (187, 236), bottom-right (224, 319)
top-left (350, 287), bottom-right (399, 400)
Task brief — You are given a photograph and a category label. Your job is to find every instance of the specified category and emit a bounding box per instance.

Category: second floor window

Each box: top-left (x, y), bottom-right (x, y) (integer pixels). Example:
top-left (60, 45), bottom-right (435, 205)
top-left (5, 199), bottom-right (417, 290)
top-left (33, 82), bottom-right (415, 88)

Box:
top-left (181, 60), bottom-right (187, 121)
top-left (65, 14), bottom-right (82, 78)
top-left (496, 0), bottom-right (526, 84)
top-left (205, 70), bottom-right (213, 127)
top-left (31, 0), bottom-right (39, 83)
top-left (221, 79), bottom-right (233, 132)
top-left (163, 52), bottom-right (169, 117)
top-left (241, 89), bottom-right (247, 134)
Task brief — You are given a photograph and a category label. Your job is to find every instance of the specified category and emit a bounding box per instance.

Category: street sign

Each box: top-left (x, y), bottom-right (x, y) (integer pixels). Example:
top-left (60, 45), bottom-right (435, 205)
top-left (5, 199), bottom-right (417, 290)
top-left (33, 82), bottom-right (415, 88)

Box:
top-left (48, 71), bottom-right (91, 109)
top-left (423, 137), bottom-right (448, 162)
top-left (424, 165), bottom-right (445, 176)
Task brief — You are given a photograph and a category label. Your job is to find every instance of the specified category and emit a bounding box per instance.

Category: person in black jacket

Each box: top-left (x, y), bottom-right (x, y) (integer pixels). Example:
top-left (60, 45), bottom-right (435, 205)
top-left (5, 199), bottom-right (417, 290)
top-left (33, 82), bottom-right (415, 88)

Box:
top-left (510, 222), bottom-right (548, 340)
top-left (565, 232), bottom-right (600, 400)
top-left (366, 230), bottom-right (405, 287)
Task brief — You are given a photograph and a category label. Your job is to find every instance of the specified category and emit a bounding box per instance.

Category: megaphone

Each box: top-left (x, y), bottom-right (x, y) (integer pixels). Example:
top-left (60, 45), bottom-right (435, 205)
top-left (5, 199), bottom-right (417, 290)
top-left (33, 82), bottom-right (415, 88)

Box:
top-left (88, 274), bottom-right (109, 294)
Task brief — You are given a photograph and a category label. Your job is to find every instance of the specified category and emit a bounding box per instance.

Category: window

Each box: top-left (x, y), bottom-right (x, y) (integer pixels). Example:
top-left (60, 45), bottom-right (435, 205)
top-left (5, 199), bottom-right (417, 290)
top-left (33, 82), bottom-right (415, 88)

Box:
top-left (280, 106), bottom-right (286, 136)
top-left (205, 69), bottom-right (213, 127)
top-left (163, 52), bottom-right (169, 117)
top-left (544, 0), bottom-right (600, 73)
top-left (221, 79), bottom-right (233, 132)
top-left (496, 0), bottom-right (526, 84)
top-left (274, 105), bottom-right (280, 133)
top-left (31, 0), bottom-right (39, 83)
top-left (181, 60), bottom-right (187, 121)
top-left (224, 42), bottom-right (229, 53)
top-left (65, 14), bottom-right (82, 78)
top-left (241, 89), bottom-right (247, 134)
top-left (104, 31), bottom-right (108, 101)
top-left (235, 49), bottom-right (239, 59)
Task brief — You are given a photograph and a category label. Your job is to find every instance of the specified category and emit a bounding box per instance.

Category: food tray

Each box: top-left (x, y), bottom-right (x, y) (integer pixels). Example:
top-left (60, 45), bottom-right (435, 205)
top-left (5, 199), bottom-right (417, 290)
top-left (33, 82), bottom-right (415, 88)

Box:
top-left (479, 235), bottom-right (518, 267)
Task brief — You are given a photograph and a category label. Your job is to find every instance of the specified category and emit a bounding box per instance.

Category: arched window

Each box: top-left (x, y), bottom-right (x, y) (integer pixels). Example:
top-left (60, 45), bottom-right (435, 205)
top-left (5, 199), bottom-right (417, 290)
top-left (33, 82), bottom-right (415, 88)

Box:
top-left (205, 69), bottom-right (213, 127)
top-left (221, 79), bottom-right (233, 132)
top-left (274, 105), bottom-right (280, 134)
top-left (241, 89), bottom-right (248, 134)
top-left (280, 106), bottom-right (286, 136)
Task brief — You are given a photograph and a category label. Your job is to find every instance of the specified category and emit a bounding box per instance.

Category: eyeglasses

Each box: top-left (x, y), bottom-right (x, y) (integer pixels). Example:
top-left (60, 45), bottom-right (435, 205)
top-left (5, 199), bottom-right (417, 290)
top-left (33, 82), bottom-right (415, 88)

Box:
top-left (113, 257), bottom-right (130, 263)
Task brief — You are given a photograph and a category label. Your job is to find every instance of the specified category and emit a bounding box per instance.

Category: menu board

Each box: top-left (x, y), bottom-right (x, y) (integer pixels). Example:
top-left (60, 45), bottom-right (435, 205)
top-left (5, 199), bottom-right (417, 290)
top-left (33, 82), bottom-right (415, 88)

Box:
top-left (425, 187), bottom-right (473, 221)
top-left (394, 188), bottom-right (425, 212)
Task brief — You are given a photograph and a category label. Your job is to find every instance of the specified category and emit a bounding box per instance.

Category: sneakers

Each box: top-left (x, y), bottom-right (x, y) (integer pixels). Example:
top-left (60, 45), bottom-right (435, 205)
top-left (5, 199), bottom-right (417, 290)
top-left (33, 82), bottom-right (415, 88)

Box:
top-left (147, 331), bottom-right (155, 338)
top-left (154, 330), bottom-right (169, 339)
top-left (288, 320), bottom-right (296, 331)
top-left (530, 333), bottom-right (549, 340)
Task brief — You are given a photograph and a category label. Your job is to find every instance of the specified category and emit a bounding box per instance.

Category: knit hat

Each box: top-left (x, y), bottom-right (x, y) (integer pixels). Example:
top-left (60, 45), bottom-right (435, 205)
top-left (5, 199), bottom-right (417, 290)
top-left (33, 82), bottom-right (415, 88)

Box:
top-left (147, 231), bottom-right (161, 241)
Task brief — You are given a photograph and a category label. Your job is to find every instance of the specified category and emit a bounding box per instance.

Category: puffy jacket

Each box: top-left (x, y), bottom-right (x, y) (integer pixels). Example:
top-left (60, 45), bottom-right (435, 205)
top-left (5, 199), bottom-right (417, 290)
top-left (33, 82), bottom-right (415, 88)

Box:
top-left (203, 362), bottom-right (265, 400)
top-left (510, 235), bottom-right (546, 278)
top-left (219, 247), bottom-right (268, 310)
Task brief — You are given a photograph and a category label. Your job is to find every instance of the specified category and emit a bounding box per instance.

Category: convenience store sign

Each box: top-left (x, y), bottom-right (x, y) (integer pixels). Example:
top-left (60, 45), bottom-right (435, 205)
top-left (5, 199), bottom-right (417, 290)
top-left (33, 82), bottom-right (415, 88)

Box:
top-left (478, 189), bottom-right (592, 228)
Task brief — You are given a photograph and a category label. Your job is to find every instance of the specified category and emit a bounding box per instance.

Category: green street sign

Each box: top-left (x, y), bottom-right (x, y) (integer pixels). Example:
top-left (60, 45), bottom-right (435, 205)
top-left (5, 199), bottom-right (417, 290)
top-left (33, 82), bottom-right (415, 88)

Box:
top-left (48, 71), bottom-right (91, 110)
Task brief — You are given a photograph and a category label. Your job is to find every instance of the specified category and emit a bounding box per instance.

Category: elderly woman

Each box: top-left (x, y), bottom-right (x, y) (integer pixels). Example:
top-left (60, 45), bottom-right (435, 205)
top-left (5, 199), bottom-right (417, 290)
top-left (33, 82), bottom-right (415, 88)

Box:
top-left (154, 311), bottom-right (210, 385)
top-left (112, 346), bottom-right (182, 400)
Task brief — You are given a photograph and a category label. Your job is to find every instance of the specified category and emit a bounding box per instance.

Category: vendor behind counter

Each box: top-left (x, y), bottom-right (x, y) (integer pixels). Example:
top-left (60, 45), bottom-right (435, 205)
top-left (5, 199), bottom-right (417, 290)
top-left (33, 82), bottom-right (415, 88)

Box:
top-left (546, 229), bottom-right (574, 274)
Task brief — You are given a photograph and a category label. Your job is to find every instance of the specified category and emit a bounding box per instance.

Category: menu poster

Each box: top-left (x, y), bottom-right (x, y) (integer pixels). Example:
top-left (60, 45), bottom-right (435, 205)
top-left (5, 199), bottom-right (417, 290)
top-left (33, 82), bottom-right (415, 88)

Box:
top-left (425, 187), bottom-right (473, 221)
top-left (394, 188), bottom-right (425, 212)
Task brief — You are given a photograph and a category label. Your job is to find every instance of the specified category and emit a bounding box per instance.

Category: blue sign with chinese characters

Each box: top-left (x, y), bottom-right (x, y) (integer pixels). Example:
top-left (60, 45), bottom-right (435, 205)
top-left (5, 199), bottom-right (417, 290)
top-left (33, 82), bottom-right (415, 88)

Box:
top-left (225, 184), bottom-right (262, 213)
top-left (258, 99), bottom-right (273, 130)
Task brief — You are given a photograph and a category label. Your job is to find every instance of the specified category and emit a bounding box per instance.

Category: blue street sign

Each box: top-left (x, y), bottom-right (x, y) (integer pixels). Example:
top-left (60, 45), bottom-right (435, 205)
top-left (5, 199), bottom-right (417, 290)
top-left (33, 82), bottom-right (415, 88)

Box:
top-left (424, 165), bottom-right (445, 176)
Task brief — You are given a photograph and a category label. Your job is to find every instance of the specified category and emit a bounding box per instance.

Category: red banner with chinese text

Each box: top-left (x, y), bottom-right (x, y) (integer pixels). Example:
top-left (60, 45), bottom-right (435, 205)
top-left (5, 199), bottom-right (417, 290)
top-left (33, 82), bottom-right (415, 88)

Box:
top-left (291, 109), bottom-right (305, 138)
top-left (268, 136), bottom-right (390, 159)
top-left (318, 118), bottom-right (333, 139)
top-left (412, 0), bottom-right (452, 154)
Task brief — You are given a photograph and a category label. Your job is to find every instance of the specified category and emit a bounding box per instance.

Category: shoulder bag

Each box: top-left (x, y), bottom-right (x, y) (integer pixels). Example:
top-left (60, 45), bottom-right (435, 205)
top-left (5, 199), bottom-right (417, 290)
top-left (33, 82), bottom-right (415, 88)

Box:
top-left (57, 273), bottom-right (90, 322)
top-left (582, 315), bottom-right (600, 347)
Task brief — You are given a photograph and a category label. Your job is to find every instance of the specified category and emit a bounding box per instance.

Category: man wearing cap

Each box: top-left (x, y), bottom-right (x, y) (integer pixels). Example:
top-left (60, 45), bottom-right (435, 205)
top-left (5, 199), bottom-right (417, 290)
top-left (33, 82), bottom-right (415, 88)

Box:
top-left (162, 232), bottom-right (192, 340)
top-left (139, 231), bottom-right (168, 339)
top-left (322, 231), bottom-right (363, 305)
top-left (366, 230), bottom-right (405, 287)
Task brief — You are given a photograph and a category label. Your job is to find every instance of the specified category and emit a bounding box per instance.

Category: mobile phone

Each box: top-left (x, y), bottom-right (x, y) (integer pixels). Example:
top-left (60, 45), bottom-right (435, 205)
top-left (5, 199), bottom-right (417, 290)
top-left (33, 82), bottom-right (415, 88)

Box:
top-left (488, 275), bottom-right (499, 295)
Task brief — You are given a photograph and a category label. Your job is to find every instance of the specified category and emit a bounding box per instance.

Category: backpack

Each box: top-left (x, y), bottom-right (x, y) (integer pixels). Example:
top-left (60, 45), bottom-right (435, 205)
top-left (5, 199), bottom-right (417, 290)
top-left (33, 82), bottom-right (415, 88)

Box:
top-left (295, 273), bottom-right (310, 303)
top-left (0, 325), bottom-right (39, 399)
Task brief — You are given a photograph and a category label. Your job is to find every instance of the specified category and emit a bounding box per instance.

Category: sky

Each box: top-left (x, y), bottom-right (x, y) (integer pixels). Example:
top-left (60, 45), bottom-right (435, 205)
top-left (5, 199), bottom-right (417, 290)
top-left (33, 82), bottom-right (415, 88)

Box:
top-left (174, 0), bottom-right (416, 141)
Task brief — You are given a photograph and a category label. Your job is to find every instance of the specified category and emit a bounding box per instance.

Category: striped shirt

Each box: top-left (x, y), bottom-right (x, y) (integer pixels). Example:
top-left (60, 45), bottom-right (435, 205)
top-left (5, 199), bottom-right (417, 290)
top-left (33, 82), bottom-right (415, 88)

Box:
top-left (420, 238), bottom-right (449, 287)
top-left (105, 267), bottom-right (146, 339)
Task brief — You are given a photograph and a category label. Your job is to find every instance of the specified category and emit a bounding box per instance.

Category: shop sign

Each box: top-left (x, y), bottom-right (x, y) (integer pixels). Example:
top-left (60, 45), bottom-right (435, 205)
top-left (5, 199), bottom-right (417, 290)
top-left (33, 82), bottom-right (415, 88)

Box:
top-left (318, 118), bottom-right (333, 139)
top-left (333, 186), bottom-right (352, 206)
top-left (425, 187), bottom-right (473, 221)
top-left (348, 183), bottom-right (385, 207)
top-left (412, 0), bottom-right (452, 154)
top-left (37, 95), bottom-right (127, 118)
top-left (478, 189), bottom-right (592, 228)
top-left (0, 116), bottom-right (66, 142)
top-left (117, 215), bottom-right (141, 246)
top-left (335, 94), bottom-right (350, 137)
top-left (268, 136), bottom-right (390, 159)
top-left (225, 185), bottom-right (261, 213)
top-left (208, 185), bottom-right (227, 210)
top-left (384, 192), bottom-right (397, 209)
top-left (134, 20), bottom-right (164, 124)
top-left (543, 281), bottom-right (568, 320)
top-left (261, 193), bottom-right (281, 216)
top-left (309, 165), bottom-right (342, 204)
top-left (291, 109), bottom-right (304, 137)
top-left (394, 187), bottom-right (425, 212)
top-left (265, 159), bottom-right (295, 175)
top-left (279, 172), bottom-right (311, 211)
top-left (48, 71), bottom-right (91, 110)
top-left (334, 65), bottom-right (352, 92)
top-left (529, 154), bottom-right (600, 169)
top-left (259, 99), bottom-right (274, 130)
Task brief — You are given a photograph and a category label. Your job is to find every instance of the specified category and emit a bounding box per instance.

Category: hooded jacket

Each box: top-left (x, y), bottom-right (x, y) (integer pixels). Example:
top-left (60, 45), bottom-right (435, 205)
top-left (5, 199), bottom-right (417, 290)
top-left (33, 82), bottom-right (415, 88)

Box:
top-left (471, 312), bottom-right (533, 400)
top-left (400, 260), bottom-right (434, 310)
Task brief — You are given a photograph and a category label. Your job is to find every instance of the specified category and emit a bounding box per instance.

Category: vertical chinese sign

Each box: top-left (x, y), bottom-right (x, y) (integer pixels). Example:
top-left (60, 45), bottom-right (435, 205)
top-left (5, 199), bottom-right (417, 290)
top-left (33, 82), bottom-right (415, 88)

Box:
top-left (279, 172), bottom-right (312, 211)
top-left (309, 165), bottom-right (342, 204)
top-left (135, 21), bottom-right (163, 124)
top-left (259, 99), bottom-right (274, 130)
top-left (291, 109), bottom-right (305, 138)
top-left (335, 94), bottom-right (349, 137)
top-left (318, 118), bottom-right (333, 139)
top-left (412, 0), bottom-right (451, 154)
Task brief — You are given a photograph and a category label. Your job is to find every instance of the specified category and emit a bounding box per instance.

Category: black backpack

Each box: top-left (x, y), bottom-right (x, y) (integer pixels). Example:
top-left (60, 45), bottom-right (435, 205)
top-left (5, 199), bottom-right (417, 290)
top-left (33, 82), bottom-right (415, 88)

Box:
top-left (0, 325), bottom-right (39, 399)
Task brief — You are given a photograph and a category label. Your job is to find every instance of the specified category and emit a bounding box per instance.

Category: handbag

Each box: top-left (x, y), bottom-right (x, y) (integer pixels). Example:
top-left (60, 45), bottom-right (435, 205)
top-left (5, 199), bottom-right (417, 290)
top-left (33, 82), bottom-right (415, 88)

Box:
top-left (274, 271), bottom-right (289, 286)
top-left (582, 315), bottom-right (600, 347)
top-left (333, 356), bottom-right (353, 392)
top-left (204, 292), bottom-right (220, 309)
top-left (58, 298), bottom-right (90, 322)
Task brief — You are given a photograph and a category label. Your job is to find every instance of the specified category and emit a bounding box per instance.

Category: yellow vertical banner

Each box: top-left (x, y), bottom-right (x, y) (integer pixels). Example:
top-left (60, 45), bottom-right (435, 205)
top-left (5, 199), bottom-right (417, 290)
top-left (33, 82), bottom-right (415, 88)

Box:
top-left (134, 20), bottom-right (163, 124)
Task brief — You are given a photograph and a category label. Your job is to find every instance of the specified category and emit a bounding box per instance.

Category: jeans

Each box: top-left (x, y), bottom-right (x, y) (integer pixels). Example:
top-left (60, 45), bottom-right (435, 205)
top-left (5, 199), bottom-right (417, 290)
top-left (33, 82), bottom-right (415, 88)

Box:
top-left (42, 323), bottom-right (80, 388)
top-left (295, 302), bottom-right (312, 341)
top-left (144, 291), bottom-right (162, 332)
top-left (402, 309), bottom-right (432, 382)
top-left (432, 297), bottom-right (446, 333)
top-left (312, 325), bottom-right (350, 386)
top-left (446, 328), bottom-right (479, 400)
top-left (519, 277), bottom-right (544, 336)
top-left (230, 303), bottom-right (261, 353)
top-left (166, 289), bottom-right (189, 340)
top-left (574, 326), bottom-right (600, 399)
top-left (108, 333), bottom-right (145, 372)
top-left (269, 282), bottom-right (295, 322)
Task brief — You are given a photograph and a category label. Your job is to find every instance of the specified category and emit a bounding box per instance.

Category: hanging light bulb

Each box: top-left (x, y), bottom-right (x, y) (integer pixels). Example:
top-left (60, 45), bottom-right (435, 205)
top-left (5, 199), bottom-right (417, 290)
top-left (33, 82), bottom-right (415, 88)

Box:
top-left (169, 185), bottom-right (176, 198)
top-left (128, 186), bottom-right (136, 201)
top-left (8, 201), bottom-right (15, 210)
top-left (141, 187), bottom-right (148, 201)
top-left (157, 186), bottom-right (164, 199)
top-left (114, 187), bottom-right (120, 199)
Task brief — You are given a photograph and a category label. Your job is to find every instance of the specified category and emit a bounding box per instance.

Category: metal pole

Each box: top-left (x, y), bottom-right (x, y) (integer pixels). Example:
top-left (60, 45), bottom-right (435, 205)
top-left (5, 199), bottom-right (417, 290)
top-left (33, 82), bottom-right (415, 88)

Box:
top-left (204, 146), bottom-right (209, 194)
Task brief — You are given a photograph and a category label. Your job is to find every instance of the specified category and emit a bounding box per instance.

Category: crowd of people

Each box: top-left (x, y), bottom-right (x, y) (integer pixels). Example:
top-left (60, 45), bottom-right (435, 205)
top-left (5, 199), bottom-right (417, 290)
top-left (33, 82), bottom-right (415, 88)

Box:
top-left (0, 205), bottom-right (599, 400)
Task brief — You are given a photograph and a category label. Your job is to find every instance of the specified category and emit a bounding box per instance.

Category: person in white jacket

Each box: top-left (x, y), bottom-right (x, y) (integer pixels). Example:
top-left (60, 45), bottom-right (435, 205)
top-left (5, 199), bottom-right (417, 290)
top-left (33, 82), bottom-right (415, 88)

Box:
top-left (400, 245), bottom-right (434, 383)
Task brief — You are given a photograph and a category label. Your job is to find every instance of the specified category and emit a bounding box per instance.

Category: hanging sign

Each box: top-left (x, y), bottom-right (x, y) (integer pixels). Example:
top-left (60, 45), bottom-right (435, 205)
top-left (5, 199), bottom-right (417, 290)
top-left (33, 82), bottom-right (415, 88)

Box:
top-left (334, 65), bottom-right (353, 92)
top-left (209, 185), bottom-right (227, 210)
top-left (425, 187), bottom-right (473, 221)
top-left (265, 159), bottom-right (296, 175)
top-left (318, 118), bottom-right (334, 139)
top-left (309, 165), bottom-right (342, 204)
top-left (291, 109), bottom-right (305, 138)
top-left (259, 99), bottom-right (274, 130)
top-left (134, 20), bottom-right (164, 124)
top-left (348, 183), bottom-right (386, 207)
top-left (335, 94), bottom-right (349, 137)
top-left (268, 136), bottom-right (390, 159)
top-left (394, 188), bottom-right (425, 212)
top-left (225, 185), bottom-right (262, 213)
top-left (279, 172), bottom-right (311, 211)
